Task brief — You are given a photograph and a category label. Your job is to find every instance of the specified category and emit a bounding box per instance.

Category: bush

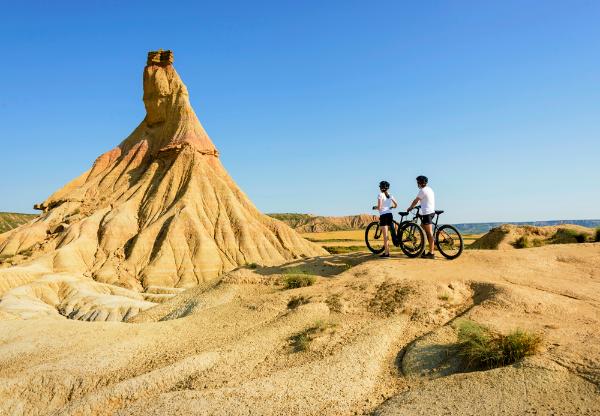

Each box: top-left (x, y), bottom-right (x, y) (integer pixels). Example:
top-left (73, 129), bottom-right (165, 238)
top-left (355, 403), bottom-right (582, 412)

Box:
top-left (246, 262), bottom-right (259, 269)
top-left (575, 233), bottom-right (587, 243)
top-left (282, 274), bottom-right (316, 289)
top-left (595, 228), bottom-right (600, 242)
top-left (455, 320), bottom-right (542, 370)
top-left (513, 236), bottom-right (531, 249)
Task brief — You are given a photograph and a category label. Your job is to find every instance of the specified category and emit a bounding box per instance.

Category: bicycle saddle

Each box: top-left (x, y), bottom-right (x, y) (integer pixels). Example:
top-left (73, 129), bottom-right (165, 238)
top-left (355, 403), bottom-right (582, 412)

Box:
top-left (435, 210), bottom-right (444, 214)
top-left (398, 211), bottom-right (409, 216)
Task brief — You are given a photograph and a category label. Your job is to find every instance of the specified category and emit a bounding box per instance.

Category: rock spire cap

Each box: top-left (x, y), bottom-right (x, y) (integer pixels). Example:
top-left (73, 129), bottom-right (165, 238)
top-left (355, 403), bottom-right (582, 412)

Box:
top-left (147, 49), bottom-right (174, 66)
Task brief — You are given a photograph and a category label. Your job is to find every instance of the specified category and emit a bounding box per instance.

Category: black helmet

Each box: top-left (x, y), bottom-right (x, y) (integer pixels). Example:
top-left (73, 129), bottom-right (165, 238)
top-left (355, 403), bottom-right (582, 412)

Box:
top-left (379, 180), bottom-right (390, 190)
top-left (416, 175), bottom-right (428, 185)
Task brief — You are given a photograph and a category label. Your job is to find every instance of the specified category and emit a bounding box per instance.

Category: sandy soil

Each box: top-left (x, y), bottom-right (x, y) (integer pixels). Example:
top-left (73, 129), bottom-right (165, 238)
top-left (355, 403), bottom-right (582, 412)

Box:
top-left (1, 244), bottom-right (599, 415)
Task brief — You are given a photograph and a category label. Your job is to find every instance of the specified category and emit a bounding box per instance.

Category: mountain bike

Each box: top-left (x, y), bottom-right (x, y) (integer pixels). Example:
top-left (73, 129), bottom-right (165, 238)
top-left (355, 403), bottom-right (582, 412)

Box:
top-left (365, 210), bottom-right (425, 258)
top-left (365, 207), bottom-right (464, 259)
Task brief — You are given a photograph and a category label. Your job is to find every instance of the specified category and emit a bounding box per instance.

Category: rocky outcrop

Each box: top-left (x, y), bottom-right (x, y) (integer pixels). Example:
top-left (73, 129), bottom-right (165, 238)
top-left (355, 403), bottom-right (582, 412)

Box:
top-left (0, 50), bottom-right (326, 316)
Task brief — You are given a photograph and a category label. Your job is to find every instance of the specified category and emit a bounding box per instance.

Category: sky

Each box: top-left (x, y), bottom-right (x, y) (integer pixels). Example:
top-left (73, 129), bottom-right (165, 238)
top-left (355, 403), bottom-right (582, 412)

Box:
top-left (0, 1), bottom-right (598, 224)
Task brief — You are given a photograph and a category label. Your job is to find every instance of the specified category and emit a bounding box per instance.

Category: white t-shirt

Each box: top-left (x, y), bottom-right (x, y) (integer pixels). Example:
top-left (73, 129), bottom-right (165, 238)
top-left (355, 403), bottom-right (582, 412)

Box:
top-left (378, 192), bottom-right (397, 215)
top-left (417, 186), bottom-right (435, 215)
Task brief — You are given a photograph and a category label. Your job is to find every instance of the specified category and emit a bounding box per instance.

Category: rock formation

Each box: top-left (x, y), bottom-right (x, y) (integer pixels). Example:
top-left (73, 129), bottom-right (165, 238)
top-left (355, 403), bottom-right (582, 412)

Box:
top-left (0, 50), bottom-right (326, 320)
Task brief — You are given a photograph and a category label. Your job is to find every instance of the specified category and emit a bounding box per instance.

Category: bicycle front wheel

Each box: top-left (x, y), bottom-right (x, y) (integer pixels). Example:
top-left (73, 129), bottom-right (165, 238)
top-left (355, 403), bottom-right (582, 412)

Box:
top-left (399, 222), bottom-right (426, 258)
top-left (436, 224), bottom-right (464, 259)
top-left (365, 221), bottom-right (385, 254)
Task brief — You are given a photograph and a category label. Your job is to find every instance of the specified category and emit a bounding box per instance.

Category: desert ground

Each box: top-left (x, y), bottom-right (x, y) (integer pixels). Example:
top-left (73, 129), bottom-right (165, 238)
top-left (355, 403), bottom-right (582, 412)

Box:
top-left (1, 50), bottom-right (598, 415)
top-left (301, 229), bottom-right (482, 251)
top-left (1, 243), bottom-right (599, 415)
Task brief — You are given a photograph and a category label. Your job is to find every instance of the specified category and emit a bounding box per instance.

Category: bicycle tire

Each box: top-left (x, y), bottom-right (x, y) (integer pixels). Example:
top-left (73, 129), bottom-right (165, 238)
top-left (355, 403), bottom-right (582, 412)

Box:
top-left (399, 222), bottom-right (426, 258)
top-left (365, 221), bottom-right (385, 254)
top-left (435, 224), bottom-right (464, 259)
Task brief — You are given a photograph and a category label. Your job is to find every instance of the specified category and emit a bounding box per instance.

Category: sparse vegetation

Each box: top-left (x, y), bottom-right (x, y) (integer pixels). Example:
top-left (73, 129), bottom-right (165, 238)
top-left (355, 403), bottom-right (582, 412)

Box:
top-left (513, 236), bottom-right (543, 249)
top-left (326, 294), bottom-right (343, 312)
top-left (455, 320), bottom-right (542, 370)
top-left (287, 295), bottom-right (310, 309)
top-left (369, 283), bottom-right (415, 317)
top-left (289, 320), bottom-right (336, 352)
top-left (0, 212), bottom-right (37, 234)
top-left (324, 245), bottom-right (365, 254)
top-left (438, 292), bottom-right (450, 302)
top-left (551, 228), bottom-right (590, 244)
top-left (283, 274), bottom-right (316, 289)
top-left (246, 262), bottom-right (259, 269)
top-left (281, 268), bottom-right (316, 289)
top-left (595, 228), bottom-right (600, 242)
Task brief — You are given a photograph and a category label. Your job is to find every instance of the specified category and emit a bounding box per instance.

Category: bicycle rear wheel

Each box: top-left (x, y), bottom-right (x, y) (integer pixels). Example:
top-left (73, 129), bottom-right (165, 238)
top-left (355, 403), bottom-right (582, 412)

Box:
top-left (365, 221), bottom-right (385, 254)
top-left (399, 222), bottom-right (426, 258)
top-left (435, 224), bottom-right (464, 259)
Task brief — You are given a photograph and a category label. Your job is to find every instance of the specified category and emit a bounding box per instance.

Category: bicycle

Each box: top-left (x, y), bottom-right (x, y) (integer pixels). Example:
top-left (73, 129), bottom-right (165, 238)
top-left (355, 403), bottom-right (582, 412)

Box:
top-left (365, 207), bottom-right (464, 259)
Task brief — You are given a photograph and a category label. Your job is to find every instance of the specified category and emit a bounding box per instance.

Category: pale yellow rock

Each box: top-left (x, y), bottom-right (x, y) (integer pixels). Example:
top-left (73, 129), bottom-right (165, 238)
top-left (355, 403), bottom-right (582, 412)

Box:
top-left (0, 51), bottom-right (326, 307)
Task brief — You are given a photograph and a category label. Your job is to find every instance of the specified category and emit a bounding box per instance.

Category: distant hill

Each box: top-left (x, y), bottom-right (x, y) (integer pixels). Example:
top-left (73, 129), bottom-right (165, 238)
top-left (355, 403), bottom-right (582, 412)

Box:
top-left (454, 219), bottom-right (600, 235)
top-left (268, 213), bottom-right (377, 233)
top-left (0, 212), bottom-right (37, 234)
top-left (269, 213), bottom-right (600, 234)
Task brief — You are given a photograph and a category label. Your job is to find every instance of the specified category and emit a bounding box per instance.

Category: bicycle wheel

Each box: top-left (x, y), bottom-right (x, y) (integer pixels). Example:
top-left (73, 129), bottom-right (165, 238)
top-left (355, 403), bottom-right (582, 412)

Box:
top-left (435, 224), bottom-right (464, 259)
top-left (399, 222), bottom-right (426, 258)
top-left (365, 221), bottom-right (385, 254)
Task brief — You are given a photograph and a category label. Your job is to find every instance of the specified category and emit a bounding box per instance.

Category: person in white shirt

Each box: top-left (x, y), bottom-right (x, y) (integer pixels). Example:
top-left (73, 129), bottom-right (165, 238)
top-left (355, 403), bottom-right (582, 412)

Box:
top-left (407, 175), bottom-right (436, 259)
top-left (372, 180), bottom-right (398, 258)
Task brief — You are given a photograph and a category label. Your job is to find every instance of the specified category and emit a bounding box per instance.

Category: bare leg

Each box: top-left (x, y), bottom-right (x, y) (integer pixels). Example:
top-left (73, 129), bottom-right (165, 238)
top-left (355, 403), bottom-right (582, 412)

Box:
top-left (382, 226), bottom-right (390, 255)
top-left (423, 223), bottom-right (434, 253)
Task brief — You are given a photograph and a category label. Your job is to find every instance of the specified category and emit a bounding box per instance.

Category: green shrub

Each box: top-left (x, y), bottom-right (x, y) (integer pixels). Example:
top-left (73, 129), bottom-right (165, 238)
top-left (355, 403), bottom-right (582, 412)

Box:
top-left (513, 236), bottom-right (531, 249)
top-left (595, 228), bottom-right (600, 242)
top-left (575, 233), bottom-right (587, 243)
top-left (246, 262), bottom-right (259, 269)
top-left (455, 320), bottom-right (542, 370)
top-left (282, 274), bottom-right (316, 289)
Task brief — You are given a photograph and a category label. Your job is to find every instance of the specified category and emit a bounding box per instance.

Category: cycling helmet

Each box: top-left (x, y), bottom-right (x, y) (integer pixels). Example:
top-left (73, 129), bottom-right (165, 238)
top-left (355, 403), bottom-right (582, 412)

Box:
top-left (416, 175), bottom-right (428, 185)
top-left (379, 180), bottom-right (390, 190)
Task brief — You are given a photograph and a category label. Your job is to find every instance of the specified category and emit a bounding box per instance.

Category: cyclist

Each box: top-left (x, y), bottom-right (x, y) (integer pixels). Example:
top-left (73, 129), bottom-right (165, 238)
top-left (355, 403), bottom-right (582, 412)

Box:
top-left (407, 175), bottom-right (435, 259)
top-left (373, 180), bottom-right (397, 258)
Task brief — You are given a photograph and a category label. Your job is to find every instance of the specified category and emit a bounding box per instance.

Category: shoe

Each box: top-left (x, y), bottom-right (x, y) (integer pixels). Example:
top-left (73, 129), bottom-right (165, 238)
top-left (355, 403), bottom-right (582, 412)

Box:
top-left (422, 252), bottom-right (435, 259)
top-left (379, 253), bottom-right (390, 258)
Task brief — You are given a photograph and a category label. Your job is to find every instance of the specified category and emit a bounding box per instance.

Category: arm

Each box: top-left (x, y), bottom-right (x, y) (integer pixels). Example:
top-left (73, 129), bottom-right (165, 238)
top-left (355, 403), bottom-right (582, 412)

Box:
top-left (407, 197), bottom-right (420, 212)
top-left (391, 197), bottom-right (398, 209)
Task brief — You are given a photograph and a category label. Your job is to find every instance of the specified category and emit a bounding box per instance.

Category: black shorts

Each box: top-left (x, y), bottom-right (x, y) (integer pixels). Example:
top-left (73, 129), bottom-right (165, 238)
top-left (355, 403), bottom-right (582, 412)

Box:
top-left (379, 213), bottom-right (393, 226)
top-left (420, 213), bottom-right (435, 225)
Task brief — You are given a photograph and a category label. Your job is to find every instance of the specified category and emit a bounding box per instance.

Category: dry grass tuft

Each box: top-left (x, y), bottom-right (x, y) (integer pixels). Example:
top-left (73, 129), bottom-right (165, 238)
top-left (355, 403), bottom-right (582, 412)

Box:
top-left (455, 320), bottom-right (542, 370)
top-left (289, 320), bottom-right (336, 352)
top-left (281, 268), bottom-right (316, 289)
top-left (287, 296), bottom-right (311, 309)
top-left (513, 236), bottom-right (543, 249)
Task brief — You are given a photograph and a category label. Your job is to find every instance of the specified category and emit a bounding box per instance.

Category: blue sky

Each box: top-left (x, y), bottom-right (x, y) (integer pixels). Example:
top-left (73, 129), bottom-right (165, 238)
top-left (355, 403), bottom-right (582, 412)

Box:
top-left (0, 1), bottom-right (598, 223)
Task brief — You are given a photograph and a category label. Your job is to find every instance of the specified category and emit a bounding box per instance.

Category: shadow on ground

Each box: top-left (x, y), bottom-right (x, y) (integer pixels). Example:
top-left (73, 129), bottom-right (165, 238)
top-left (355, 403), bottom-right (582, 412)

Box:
top-left (255, 252), bottom-right (375, 277)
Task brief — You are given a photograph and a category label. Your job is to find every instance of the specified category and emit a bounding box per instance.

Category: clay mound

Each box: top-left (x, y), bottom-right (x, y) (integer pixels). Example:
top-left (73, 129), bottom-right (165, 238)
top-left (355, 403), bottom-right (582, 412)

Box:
top-left (0, 50), bottom-right (325, 305)
top-left (470, 223), bottom-right (593, 249)
top-left (269, 213), bottom-right (377, 232)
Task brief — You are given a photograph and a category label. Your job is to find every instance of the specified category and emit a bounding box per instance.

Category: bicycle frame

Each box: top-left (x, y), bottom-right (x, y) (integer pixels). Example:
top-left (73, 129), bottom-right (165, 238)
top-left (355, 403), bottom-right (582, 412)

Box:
top-left (398, 206), bottom-right (441, 234)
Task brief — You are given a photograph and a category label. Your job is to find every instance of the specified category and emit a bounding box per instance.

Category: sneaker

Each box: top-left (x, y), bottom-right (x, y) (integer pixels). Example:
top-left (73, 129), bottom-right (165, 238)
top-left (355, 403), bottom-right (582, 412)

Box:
top-left (379, 253), bottom-right (390, 258)
top-left (422, 252), bottom-right (435, 259)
